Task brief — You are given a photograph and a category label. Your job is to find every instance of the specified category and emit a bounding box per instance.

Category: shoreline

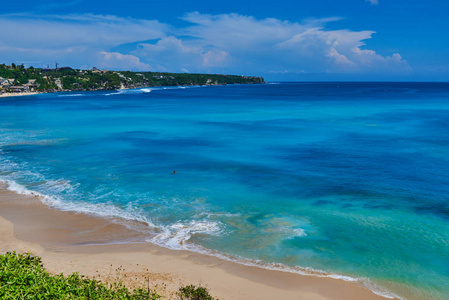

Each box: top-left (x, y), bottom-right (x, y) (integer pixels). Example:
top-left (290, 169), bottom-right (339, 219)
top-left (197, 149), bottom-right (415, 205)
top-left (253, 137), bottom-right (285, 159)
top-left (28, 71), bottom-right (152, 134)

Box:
top-left (0, 92), bottom-right (41, 98)
top-left (0, 82), bottom-right (266, 99)
top-left (0, 185), bottom-right (393, 300)
top-left (0, 81), bottom-right (269, 99)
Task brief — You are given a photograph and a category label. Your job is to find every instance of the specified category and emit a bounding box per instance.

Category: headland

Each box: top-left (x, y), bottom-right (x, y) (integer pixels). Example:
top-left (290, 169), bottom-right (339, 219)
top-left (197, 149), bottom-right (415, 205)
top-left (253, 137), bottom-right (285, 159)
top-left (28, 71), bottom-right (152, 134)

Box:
top-left (0, 63), bottom-right (264, 97)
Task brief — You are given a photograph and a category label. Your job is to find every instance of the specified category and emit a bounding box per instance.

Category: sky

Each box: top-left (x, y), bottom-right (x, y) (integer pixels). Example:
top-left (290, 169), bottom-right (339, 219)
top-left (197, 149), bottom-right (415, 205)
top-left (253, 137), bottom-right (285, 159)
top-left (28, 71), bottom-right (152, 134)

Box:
top-left (1, 0), bottom-right (448, 81)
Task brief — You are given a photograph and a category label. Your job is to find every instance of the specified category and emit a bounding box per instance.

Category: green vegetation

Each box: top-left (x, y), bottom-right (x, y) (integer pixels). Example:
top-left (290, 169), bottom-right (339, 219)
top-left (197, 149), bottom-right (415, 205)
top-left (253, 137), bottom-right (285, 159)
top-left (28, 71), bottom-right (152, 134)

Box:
top-left (0, 252), bottom-right (215, 300)
top-left (177, 285), bottom-right (214, 300)
top-left (0, 63), bottom-right (264, 94)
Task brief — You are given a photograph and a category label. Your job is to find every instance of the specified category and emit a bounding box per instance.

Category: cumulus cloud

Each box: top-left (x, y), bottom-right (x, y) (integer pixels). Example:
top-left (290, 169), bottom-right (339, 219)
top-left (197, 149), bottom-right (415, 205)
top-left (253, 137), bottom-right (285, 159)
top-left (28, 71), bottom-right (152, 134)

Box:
top-left (97, 52), bottom-right (151, 70)
top-left (366, 0), bottom-right (379, 5)
top-left (0, 12), bottom-right (410, 79)
top-left (0, 13), bottom-right (168, 69)
top-left (135, 36), bottom-right (230, 72)
top-left (167, 12), bottom-right (410, 75)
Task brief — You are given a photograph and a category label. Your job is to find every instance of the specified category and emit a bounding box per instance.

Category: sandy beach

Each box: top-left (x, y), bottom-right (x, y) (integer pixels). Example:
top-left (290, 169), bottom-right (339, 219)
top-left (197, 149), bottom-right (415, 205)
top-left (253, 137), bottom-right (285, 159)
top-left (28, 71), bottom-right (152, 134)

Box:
top-left (0, 92), bottom-right (40, 98)
top-left (0, 186), bottom-right (391, 300)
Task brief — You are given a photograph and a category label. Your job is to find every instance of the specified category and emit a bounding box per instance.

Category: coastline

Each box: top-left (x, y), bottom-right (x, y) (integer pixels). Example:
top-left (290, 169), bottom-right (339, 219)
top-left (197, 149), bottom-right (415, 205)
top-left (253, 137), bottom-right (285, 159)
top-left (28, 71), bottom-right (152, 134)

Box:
top-left (0, 83), bottom-right (257, 99)
top-left (0, 185), bottom-right (392, 300)
top-left (0, 92), bottom-right (41, 98)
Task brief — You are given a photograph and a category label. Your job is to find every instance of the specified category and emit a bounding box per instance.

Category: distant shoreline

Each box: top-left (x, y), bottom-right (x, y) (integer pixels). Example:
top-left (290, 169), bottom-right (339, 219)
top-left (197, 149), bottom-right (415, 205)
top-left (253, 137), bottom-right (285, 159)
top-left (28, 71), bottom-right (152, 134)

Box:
top-left (0, 92), bottom-right (41, 98)
top-left (0, 64), bottom-right (265, 96)
top-left (0, 82), bottom-right (267, 99)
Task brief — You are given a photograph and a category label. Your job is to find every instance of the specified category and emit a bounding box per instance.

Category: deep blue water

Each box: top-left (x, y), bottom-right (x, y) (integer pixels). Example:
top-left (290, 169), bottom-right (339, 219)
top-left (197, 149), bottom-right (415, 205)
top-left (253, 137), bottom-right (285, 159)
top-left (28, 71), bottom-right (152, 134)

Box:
top-left (1, 82), bottom-right (449, 299)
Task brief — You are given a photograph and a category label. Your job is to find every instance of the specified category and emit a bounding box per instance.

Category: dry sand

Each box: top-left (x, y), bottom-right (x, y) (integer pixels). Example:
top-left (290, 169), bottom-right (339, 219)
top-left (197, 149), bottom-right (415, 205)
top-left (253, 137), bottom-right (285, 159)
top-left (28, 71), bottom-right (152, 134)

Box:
top-left (0, 187), bottom-right (392, 300)
top-left (0, 92), bottom-right (40, 98)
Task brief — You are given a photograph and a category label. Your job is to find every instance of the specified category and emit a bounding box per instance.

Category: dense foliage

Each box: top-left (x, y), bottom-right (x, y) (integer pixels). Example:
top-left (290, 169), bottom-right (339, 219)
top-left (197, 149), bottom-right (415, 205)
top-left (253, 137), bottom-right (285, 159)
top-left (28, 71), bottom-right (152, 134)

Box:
top-left (0, 63), bottom-right (264, 93)
top-left (0, 252), bottom-right (214, 300)
top-left (177, 285), bottom-right (214, 300)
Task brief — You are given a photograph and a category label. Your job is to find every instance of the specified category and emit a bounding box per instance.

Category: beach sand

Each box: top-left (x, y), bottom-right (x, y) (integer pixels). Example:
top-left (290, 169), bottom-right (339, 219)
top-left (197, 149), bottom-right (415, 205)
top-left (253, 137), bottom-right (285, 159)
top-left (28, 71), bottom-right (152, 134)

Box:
top-left (0, 92), bottom-right (40, 98)
top-left (0, 186), bottom-right (391, 300)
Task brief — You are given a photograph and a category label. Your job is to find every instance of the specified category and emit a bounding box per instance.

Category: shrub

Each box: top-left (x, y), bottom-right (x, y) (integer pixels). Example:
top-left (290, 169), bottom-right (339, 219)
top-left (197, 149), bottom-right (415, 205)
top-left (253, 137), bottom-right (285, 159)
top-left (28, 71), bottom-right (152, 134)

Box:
top-left (0, 252), bottom-right (161, 299)
top-left (177, 284), bottom-right (214, 300)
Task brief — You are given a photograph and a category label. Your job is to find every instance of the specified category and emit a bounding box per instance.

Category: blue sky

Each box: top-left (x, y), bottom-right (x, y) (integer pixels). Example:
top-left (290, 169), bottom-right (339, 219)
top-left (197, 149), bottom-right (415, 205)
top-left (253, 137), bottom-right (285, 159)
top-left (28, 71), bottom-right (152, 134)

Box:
top-left (1, 0), bottom-right (448, 81)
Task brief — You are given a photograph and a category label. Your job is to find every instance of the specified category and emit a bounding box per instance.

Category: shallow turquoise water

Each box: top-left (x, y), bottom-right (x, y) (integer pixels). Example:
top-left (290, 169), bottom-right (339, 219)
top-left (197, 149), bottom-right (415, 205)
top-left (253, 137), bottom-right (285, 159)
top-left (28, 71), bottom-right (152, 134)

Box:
top-left (1, 83), bottom-right (449, 299)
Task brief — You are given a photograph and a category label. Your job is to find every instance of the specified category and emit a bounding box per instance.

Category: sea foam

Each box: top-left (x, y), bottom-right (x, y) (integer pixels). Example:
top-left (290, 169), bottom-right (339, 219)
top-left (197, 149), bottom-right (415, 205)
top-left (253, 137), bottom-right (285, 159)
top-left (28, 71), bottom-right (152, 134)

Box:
top-left (0, 176), bottom-right (400, 300)
top-left (58, 94), bottom-right (84, 97)
top-left (151, 220), bottom-right (222, 250)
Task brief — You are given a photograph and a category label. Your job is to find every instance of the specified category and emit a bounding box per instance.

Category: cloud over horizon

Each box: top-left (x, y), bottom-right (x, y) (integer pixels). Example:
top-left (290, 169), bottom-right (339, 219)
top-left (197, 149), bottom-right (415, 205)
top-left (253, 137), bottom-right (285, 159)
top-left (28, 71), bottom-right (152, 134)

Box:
top-left (0, 12), bottom-right (410, 79)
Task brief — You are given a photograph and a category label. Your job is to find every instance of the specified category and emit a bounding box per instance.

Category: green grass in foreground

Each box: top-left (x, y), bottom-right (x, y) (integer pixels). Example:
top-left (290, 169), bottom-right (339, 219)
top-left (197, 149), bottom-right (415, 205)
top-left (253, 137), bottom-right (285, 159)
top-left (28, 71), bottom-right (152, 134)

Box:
top-left (0, 252), bottom-right (214, 299)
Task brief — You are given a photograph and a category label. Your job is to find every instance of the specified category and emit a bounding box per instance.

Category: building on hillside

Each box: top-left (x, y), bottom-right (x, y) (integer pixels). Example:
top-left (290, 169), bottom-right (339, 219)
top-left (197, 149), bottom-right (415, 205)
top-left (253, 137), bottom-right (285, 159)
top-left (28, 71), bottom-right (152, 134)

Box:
top-left (25, 79), bottom-right (39, 92)
top-left (0, 78), bottom-right (10, 87)
top-left (10, 86), bottom-right (26, 93)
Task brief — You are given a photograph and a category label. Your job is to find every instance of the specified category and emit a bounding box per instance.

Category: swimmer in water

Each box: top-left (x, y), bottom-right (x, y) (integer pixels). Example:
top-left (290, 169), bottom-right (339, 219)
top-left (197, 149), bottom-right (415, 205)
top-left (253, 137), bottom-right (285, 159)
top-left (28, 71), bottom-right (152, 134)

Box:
top-left (173, 171), bottom-right (177, 174)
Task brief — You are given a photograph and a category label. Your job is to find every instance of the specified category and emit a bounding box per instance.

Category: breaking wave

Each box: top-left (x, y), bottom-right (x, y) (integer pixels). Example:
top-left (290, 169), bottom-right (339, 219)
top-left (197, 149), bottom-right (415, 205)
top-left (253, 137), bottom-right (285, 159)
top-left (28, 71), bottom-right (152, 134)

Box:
top-left (150, 220), bottom-right (222, 250)
top-left (0, 176), bottom-right (400, 300)
top-left (58, 94), bottom-right (84, 97)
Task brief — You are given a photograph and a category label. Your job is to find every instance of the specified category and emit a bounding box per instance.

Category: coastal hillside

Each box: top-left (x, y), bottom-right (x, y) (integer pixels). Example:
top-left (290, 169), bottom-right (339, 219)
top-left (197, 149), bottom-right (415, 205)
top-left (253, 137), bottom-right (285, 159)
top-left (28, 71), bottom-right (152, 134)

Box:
top-left (0, 63), bottom-right (264, 95)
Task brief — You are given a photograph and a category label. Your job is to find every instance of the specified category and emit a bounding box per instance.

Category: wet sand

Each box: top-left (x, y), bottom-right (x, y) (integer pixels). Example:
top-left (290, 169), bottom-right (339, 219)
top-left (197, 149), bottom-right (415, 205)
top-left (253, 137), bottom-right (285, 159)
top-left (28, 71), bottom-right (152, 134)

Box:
top-left (0, 187), bottom-right (392, 300)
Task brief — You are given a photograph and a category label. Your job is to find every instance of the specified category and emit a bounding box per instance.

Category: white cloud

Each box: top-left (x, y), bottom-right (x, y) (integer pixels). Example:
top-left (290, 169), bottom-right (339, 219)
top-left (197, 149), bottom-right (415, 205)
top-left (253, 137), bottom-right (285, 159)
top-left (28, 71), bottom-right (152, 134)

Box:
top-left (0, 13), bottom-right (168, 68)
top-left (170, 13), bottom-right (410, 75)
top-left (0, 13), bottom-right (168, 49)
top-left (135, 36), bottom-right (230, 71)
top-left (327, 48), bottom-right (354, 66)
top-left (366, 0), bottom-right (379, 5)
top-left (0, 12), bottom-right (410, 79)
top-left (97, 52), bottom-right (151, 70)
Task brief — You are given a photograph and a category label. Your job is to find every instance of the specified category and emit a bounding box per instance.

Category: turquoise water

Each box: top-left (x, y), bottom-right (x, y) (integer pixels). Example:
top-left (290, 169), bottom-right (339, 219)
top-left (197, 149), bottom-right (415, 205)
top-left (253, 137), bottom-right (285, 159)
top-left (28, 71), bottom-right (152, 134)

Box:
top-left (1, 83), bottom-right (449, 299)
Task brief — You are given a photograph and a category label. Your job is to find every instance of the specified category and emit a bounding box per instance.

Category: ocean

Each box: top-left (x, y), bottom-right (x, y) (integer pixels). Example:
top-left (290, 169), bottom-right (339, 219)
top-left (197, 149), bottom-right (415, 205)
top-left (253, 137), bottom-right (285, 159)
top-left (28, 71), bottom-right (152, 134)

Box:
top-left (1, 82), bottom-right (448, 299)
